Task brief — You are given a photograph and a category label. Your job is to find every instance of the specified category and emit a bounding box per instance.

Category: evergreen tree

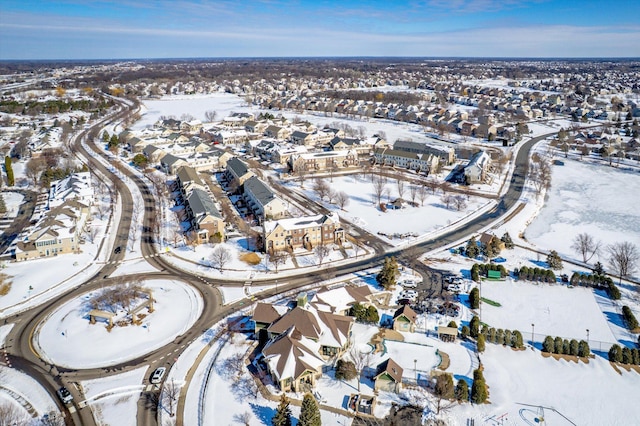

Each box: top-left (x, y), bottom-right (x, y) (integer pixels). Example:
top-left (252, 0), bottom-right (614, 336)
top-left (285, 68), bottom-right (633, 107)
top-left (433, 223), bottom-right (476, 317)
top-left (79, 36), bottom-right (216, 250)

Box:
top-left (460, 325), bottom-right (470, 339)
top-left (501, 232), bottom-right (514, 249)
top-left (495, 329), bottom-right (504, 345)
top-left (488, 328), bottom-right (496, 344)
top-left (593, 261), bottom-right (605, 275)
top-left (469, 315), bottom-right (480, 338)
top-left (477, 333), bottom-right (485, 353)
top-left (466, 236), bottom-right (479, 258)
top-left (562, 339), bottom-right (570, 355)
top-left (542, 336), bottom-right (555, 353)
top-left (632, 348), bottom-right (640, 365)
top-left (335, 360), bottom-right (357, 381)
top-left (0, 194), bottom-right (6, 214)
top-left (569, 339), bottom-right (579, 356)
top-left (503, 330), bottom-right (512, 346)
top-left (299, 393), bottom-right (321, 426)
top-left (546, 250), bottom-right (563, 270)
top-left (608, 344), bottom-right (622, 363)
top-left (578, 340), bottom-right (590, 358)
top-left (376, 257), bottom-right (398, 290)
top-left (469, 287), bottom-right (480, 309)
top-left (554, 336), bottom-right (564, 354)
top-left (447, 320), bottom-right (458, 329)
top-left (455, 378), bottom-right (469, 402)
top-left (4, 156), bottom-right (14, 186)
top-left (471, 368), bottom-right (488, 404)
top-left (272, 394), bottom-right (292, 426)
top-left (102, 131), bottom-right (110, 142)
top-left (622, 347), bottom-right (633, 365)
top-left (512, 330), bottom-right (524, 349)
top-left (471, 263), bottom-right (480, 282)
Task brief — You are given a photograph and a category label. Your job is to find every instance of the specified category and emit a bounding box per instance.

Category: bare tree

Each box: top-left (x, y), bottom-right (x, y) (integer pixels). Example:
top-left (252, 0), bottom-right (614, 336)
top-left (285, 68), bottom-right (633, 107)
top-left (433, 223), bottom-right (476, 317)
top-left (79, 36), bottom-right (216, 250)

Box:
top-left (409, 184), bottom-right (418, 205)
top-left (0, 402), bottom-right (31, 426)
top-left (349, 346), bottom-right (372, 392)
top-left (452, 195), bottom-right (467, 211)
top-left (313, 178), bottom-right (330, 201)
top-left (425, 177), bottom-right (439, 195)
top-left (418, 184), bottom-right (428, 206)
top-left (335, 191), bottom-right (350, 210)
top-left (25, 157), bottom-right (46, 186)
top-left (269, 250), bottom-right (289, 273)
top-left (529, 153), bottom-right (552, 196)
top-left (83, 224), bottom-right (100, 243)
top-left (396, 178), bottom-right (405, 200)
top-left (433, 373), bottom-right (455, 414)
top-left (571, 233), bottom-right (600, 263)
top-left (161, 379), bottom-right (181, 417)
top-left (314, 244), bottom-right (330, 266)
top-left (296, 163), bottom-right (309, 188)
top-left (210, 246), bottom-right (232, 272)
top-left (204, 110), bottom-right (217, 122)
top-left (441, 194), bottom-right (454, 210)
top-left (233, 411), bottom-right (253, 426)
top-left (608, 241), bottom-right (639, 284)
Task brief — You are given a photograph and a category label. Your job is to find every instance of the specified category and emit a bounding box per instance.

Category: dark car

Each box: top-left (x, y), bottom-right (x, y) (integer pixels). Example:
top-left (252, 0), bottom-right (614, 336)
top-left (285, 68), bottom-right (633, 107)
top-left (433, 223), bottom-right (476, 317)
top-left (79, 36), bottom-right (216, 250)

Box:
top-left (114, 246), bottom-right (122, 254)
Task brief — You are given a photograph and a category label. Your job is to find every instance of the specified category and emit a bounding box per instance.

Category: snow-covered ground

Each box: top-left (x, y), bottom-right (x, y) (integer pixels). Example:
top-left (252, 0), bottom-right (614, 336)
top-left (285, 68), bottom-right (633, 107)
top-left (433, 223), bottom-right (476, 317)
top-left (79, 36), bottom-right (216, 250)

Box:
top-left (0, 365), bottom-right (60, 420)
top-left (80, 367), bottom-right (147, 426)
top-left (35, 279), bottom-right (202, 368)
top-left (526, 158), bottom-right (640, 261)
top-left (1, 191), bottom-right (24, 218)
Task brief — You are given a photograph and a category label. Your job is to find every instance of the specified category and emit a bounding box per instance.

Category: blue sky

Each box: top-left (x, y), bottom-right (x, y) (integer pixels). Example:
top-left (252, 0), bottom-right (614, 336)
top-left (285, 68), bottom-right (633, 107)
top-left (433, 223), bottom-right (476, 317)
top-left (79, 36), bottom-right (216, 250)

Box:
top-left (1, 0), bottom-right (639, 59)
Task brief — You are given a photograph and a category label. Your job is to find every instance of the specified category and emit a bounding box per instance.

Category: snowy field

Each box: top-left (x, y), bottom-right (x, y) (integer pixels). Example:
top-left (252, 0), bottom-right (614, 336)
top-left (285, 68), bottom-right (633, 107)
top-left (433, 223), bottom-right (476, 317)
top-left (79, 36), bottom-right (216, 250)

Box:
top-left (481, 279), bottom-right (616, 344)
top-left (35, 279), bottom-right (202, 368)
top-left (1, 191), bottom-right (24, 218)
top-left (81, 367), bottom-right (147, 426)
top-left (450, 344), bottom-right (640, 426)
top-left (293, 174), bottom-right (491, 246)
top-left (526, 158), bottom-right (640, 263)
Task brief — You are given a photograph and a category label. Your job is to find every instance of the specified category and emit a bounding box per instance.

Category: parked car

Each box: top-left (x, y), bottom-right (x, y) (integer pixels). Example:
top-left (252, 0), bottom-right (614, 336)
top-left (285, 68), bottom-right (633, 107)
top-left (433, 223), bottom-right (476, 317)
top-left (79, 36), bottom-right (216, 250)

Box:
top-left (114, 246), bottom-right (122, 254)
top-left (57, 387), bottom-right (73, 404)
top-left (400, 290), bottom-right (417, 299)
top-left (150, 367), bottom-right (166, 384)
top-left (401, 280), bottom-right (417, 289)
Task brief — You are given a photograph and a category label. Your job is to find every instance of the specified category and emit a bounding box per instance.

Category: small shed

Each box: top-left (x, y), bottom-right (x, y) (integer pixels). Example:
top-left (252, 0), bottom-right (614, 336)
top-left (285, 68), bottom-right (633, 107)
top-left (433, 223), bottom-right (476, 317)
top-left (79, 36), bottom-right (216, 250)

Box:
top-left (374, 358), bottom-right (404, 393)
top-left (392, 305), bottom-right (417, 333)
top-left (437, 326), bottom-right (458, 342)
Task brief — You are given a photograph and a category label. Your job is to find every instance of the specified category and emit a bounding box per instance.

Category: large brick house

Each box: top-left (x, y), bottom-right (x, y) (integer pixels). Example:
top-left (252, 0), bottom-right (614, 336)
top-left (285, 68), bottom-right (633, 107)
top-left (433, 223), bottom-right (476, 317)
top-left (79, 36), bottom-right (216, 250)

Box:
top-left (262, 213), bottom-right (344, 253)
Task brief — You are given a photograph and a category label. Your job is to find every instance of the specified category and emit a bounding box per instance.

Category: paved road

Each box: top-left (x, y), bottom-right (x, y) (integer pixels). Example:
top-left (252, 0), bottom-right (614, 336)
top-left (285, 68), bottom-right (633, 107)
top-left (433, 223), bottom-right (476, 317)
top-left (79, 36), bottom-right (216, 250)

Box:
top-left (3, 92), bottom-right (561, 426)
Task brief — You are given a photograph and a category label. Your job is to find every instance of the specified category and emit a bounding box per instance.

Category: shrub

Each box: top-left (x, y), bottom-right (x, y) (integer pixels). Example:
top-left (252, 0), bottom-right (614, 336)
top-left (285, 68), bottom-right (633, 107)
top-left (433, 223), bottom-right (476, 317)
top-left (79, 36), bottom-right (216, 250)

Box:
top-left (469, 287), bottom-right (480, 309)
top-left (562, 339), bottom-right (570, 355)
top-left (607, 281), bottom-right (621, 300)
top-left (632, 348), bottom-right (640, 365)
top-left (609, 344), bottom-right (622, 363)
top-left (495, 329), bottom-right (504, 345)
top-left (471, 264), bottom-right (480, 282)
top-left (622, 306), bottom-right (639, 330)
top-left (546, 250), bottom-right (563, 270)
top-left (569, 339), bottom-right (579, 356)
top-left (503, 330), bottom-right (512, 347)
top-left (512, 330), bottom-right (524, 349)
top-left (448, 320), bottom-right (458, 329)
top-left (554, 336), bottom-right (564, 354)
top-left (622, 347), bottom-right (633, 365)
top-left (542, 336), bottom-right (555, 353)
top-left (455, 379), bottom-right (469, 402)
top-left (469, 315), bottom-right (480, 338)
top-left (335, 359), bottom-right (357, 381)
top-left (471, 370), bottom-right (488, 404)
top-left (460, 325), bottom-right (470, 339)
top-left (578, 340), bottom-right (590, 357)
top-left (477, 334), bottom-right (485, 353)
top-left (488, 328), bottom-right (496, 344)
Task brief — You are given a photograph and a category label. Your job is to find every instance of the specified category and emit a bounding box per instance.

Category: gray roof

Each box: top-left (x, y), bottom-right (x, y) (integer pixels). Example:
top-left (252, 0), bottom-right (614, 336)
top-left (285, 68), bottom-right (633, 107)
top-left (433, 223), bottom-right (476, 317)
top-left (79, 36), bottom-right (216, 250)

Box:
top-left (187, 188), bottom-right (222, 219)
top-left (243, 176), bottom-right (276, 207)
top-left (227, 157), bottom-right (250, 178)
top-left (161, 153), bottom-right (185, 167)
top-left (291, 130), bottom-right (310, 139)
top-left (176, 166), bottom-right (202, 187)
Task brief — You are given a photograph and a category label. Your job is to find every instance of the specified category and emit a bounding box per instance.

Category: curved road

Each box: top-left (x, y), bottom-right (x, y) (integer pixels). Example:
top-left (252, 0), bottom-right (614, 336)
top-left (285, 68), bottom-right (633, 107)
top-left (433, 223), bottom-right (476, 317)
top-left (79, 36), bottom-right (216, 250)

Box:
top-left (3, 94), bottom-right (558, 426)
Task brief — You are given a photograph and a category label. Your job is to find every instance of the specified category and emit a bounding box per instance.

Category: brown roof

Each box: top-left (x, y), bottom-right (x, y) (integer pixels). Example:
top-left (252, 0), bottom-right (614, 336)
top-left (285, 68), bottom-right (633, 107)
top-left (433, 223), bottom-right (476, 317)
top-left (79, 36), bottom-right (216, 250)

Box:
top-left (344, 284), bottom-right (374, 303)
top-left (253, 302), bottom-right (285, 325)
top-left (268, 307), bottom-right (321, 340)
top-left (262, 327), bottom-right (324, 381)
top-left (375, 358), bottom-right (403, 383)
top-left (479, 232), bottom-right (495, 245)
top-left (393, 305), bottom-right (417, 323)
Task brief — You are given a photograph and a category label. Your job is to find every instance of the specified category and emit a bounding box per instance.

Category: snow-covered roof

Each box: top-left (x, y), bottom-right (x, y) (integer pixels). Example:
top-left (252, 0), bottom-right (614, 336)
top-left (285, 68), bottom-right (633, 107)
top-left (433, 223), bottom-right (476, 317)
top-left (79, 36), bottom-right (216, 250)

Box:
top-left (263, 212), bottom-right (339, 235)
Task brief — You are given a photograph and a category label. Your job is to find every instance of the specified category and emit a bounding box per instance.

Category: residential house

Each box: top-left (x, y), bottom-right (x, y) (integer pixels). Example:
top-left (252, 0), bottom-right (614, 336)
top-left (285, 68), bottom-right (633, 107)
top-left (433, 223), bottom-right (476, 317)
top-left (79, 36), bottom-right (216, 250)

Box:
top-left (288, 150), bottom-right (358, 173)
top-left (392, 305), bottom-right (417, 333)
top-left (242, 176), bottom-right (287, 221)
top-left (263, 212), bottom-right (344, 253)
top-left (15, 200), bottom-right (89, 261)
top-left (224, 157), bottom-right (255, 189)
top-left (47, 172), bottom-right (93, 209)
top-left (185, 188), bottom-right (225, 243)
top-left (175, 166), bottom-right (206, 196)
top-left (143, 145), bottom-right (168, 163)
top-left (464, 150), bottom-right (492, 184)
top-left (309, 285), bottom-right (375, 315)
top-left (160, 153), bottom-right (188, 174)
top-left (265, 125), bottom-right (291, 140)
top-left (374, 358), bottom-right (403, 393)
top-left (373, 147), bottom-right (439, 174)
top-left (393, 140), bottom-right (455, 165)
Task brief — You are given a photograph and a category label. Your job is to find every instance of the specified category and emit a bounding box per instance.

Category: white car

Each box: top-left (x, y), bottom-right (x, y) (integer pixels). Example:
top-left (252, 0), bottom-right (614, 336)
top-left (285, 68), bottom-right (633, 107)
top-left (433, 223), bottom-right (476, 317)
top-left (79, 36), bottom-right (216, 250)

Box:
top-left (57, 387), bottom-right (73, 404)
top-left (400, 290), bottom-right (418, 299)
top-left (401, 280), bottom-right (417, 289)
top-left (150, 367), bottom-right (166, 384)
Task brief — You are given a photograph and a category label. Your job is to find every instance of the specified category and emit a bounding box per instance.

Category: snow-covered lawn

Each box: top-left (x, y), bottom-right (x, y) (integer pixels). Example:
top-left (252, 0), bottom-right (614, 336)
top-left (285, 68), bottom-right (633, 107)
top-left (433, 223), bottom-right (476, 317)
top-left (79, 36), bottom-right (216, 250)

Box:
top-left (526, 158), bottom-right (640, 263)
top-left (481, 279), bottom-right (616, 345)
top-left (293, 174), bottom-right (492, 246)
top-left (1, 191), bottom-right (24, 218)
top-left (449, 344), bottom-right (640, 426)
top-left (36, 279), bottom-right (202, 368)
top-left (81, 367), bottom-right (147, 426)
top-left (0, 365), bottom-right (60, 420)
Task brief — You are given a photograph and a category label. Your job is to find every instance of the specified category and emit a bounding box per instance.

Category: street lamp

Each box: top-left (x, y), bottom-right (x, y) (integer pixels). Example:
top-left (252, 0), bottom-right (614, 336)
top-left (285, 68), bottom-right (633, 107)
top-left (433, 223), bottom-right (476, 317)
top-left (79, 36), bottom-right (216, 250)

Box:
top-left (586, 328), bottom-right (590, 345)
top-left (531, 323), bottom-right (535, 347)
top-left (414, 359), bottom-right (417, 382)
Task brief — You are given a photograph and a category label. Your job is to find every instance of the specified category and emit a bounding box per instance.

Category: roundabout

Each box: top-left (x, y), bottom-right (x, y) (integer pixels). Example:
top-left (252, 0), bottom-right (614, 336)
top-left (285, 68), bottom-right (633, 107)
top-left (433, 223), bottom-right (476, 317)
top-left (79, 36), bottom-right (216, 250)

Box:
top-left (33, 279), bottom-right (203, 369)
